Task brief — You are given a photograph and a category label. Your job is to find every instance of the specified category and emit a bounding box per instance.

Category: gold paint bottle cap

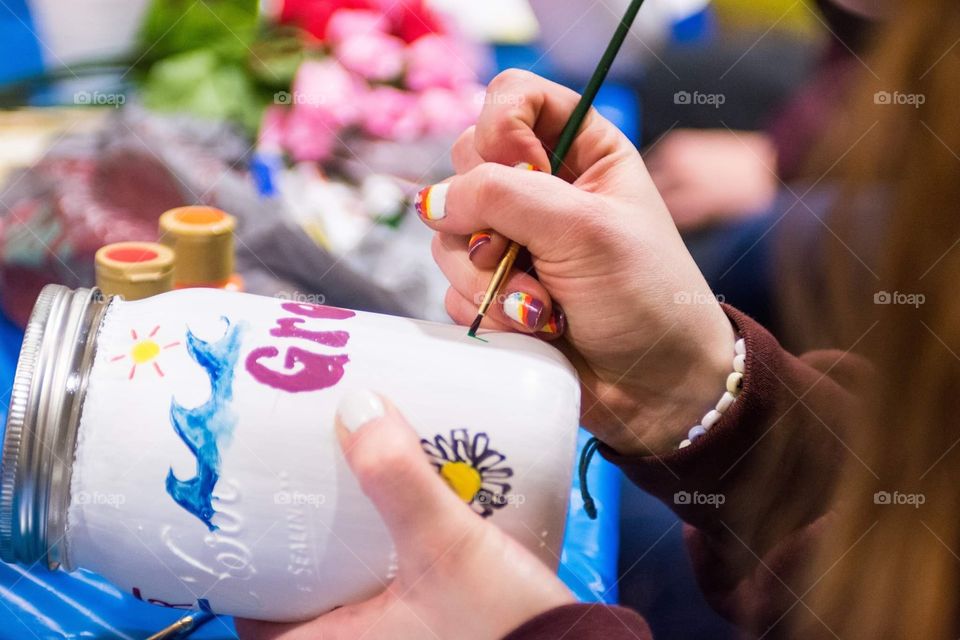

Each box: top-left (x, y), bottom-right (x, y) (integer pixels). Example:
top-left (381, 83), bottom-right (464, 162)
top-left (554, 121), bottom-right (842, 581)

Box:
top-left (95, 242), bottom-right (175, 300)
top-left (158, 206), bottom-right (236, 287)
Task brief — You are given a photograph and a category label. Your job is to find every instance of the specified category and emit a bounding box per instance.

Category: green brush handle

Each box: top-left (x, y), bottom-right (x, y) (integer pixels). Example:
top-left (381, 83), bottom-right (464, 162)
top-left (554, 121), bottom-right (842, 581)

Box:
top-left (549, 0), bottom-right (647, 175)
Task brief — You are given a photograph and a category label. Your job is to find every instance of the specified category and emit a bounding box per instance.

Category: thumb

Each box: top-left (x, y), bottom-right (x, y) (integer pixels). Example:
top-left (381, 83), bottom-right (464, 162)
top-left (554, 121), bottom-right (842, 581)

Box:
top-left (335, 390), bottom-right (480, 559)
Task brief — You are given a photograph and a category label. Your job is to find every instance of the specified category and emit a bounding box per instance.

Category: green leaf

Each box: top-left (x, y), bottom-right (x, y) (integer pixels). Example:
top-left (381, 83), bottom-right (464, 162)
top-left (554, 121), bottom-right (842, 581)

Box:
top-left (137, 0), bottom-right (260, 66)
top-left (141, 49), bottom-right (264, 131)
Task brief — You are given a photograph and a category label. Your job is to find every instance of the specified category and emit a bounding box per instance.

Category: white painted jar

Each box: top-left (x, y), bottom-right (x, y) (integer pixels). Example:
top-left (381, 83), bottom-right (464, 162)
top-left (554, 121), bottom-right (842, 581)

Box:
top-left (0, 285), bottom-right (580, 621)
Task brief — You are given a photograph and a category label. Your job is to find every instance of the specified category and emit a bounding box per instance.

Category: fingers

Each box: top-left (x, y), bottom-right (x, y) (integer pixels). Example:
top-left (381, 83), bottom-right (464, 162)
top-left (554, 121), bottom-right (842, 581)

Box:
top-left (466, 230), bottom-right (509, 266)
top-left (444, 287), bottom-right (513, 333)
top-left (453, 129), bottom-right (532, 268)
top-left (451, 126), bottom-right (484, 174)
top-left (475, 69), bottom-right (633, 181)
top-left (432, 233), bottom-right (555, 333)
top-left (335, 390), bottom-right (479, 561)
top-left (415, 162), bottom-right (592, 257)
top-left (445, 287), bottom-right (566, 341)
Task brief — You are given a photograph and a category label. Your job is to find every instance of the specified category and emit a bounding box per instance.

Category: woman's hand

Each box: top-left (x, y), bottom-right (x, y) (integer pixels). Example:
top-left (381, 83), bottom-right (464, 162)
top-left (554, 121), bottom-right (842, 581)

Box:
top-left (417, 70), bottom-right (736, 456)
top-left (235, 390), bottom-right (573, 640)
top-left (645, 129), bottom-right (778, 232)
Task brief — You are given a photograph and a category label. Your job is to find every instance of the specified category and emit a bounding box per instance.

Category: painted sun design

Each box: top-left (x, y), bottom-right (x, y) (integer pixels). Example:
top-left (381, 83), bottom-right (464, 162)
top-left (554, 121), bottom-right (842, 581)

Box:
top-left (110, 325), bottom-right (181, 380)
top-left (421, 429), bottom-right (514, 517)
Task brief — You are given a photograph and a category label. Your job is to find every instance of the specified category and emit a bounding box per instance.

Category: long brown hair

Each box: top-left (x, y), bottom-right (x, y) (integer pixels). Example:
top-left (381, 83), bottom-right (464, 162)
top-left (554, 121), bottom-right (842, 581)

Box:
top-left (782, 1), bottom-right (960, 637)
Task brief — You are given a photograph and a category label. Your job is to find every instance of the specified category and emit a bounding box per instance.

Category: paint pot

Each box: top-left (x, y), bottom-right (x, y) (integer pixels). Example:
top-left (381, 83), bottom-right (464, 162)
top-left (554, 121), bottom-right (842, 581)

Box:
top-left (158, 206), bottom-right (243, 291)
top-left (0, 285), bottom-right (580, 621)
top-left (95, 241), bottom-right (175, 301)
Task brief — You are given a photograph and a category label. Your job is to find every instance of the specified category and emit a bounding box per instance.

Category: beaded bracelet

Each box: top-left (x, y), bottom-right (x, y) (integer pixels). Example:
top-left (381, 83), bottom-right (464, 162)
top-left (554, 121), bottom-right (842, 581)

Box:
top-left (678, 337), bottom-right (745, 450)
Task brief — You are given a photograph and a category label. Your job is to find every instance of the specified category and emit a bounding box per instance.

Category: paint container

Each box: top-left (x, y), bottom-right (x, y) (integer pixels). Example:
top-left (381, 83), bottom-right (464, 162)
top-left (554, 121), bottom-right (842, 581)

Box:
top-left (0, 285), bottom-right (580, 621)
top-left (95, 242), bottom-right (176, 301)
top-left (158, 206), bottom-right (244, 291)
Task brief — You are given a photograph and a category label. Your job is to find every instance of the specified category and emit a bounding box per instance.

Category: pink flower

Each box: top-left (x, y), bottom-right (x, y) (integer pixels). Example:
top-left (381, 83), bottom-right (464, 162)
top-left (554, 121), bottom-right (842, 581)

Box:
top-left (383, 0), bottom-right (445, 43)
top-left (405, 34), bottom-right (477, 91)
top-left (325, 9), bottom-right (388, 44)
top-left (282, 107), bottom-right (338, 162)
top-left (258, 106), bottom-right (288, 151)
top-left (361, 86), bottom-right (423, 141)
top-left (279, 0), bottom-right (374, 41)
top-left (417, 87), bottom-right (481, 136)
top-left (336, 31), bottom-right (406, 82)
top-left (292, 59), bottom-right (363, 127)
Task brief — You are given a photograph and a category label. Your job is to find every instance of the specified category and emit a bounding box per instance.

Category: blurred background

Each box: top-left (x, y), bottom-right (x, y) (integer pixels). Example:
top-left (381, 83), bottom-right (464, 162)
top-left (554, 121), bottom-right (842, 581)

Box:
top-left (0, 0), bottom-right (856, 637)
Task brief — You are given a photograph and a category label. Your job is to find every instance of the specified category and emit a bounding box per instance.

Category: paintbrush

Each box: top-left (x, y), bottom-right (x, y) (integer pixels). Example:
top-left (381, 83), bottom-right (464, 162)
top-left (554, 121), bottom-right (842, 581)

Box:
top-left (468, 0), bottom-right (648, 338)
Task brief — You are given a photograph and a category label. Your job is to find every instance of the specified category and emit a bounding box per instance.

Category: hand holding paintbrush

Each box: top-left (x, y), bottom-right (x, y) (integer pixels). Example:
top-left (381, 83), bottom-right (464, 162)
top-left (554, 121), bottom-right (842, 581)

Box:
top-left (463, 0), bottom-right (648, 337)
top-left (417, 56), bottom-right (735, 455)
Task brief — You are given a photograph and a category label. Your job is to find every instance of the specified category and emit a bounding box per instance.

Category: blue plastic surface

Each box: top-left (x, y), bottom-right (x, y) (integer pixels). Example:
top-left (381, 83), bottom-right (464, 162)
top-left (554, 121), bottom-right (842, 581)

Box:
top-left (0, 0), bottom-right (44, 86)
top-left (671, 7), bottom-right (716, 45)
top-left (559, 430), bottom-right (621, 604)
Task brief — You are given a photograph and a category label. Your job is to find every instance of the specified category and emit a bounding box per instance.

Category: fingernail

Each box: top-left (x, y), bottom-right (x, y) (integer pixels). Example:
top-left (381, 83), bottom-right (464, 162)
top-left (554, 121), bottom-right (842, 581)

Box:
top-left (537, 305), bottom-right (566, 336)
top-left (513, 162), bottom-right (540, 171)
top-left (337, 389), bottom-right (386, 432)
top-left (467, 232), bottom-right (491, 258)
top-left (503, 292), bottom-right (545, 329)
top-left (415, 183), bottom-right (448, 221)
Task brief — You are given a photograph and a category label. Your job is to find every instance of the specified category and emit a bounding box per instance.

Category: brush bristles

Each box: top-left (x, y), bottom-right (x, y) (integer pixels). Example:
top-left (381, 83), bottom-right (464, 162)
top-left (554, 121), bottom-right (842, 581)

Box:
top-left (467, 314), bottom-right (483, 337)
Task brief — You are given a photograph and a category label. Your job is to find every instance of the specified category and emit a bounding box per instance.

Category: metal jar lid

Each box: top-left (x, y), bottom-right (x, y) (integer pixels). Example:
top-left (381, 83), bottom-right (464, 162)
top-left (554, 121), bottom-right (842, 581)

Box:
top-left (0, 285), bottom-right (110, 568)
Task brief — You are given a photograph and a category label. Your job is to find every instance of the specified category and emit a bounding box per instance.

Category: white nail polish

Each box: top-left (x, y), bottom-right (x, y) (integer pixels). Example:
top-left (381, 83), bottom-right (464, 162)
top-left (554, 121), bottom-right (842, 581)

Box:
top-left (337, 390), bottom-right (386, 431)
top-left (415, 183), bottom-right (449, 221)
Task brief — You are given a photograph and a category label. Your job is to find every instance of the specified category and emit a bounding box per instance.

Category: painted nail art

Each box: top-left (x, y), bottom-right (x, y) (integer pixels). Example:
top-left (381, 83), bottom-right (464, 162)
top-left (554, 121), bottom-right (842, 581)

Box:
top-left (503, 292), bottom-right (544, 329)
top-left (415, 183), bottom-right (449, 221)
top-left (513, 162), bottom-right (539, 171)
top-left (467, 232), bottom-right (491, 258)
top-left (537, 306), bottom-right (567, 336)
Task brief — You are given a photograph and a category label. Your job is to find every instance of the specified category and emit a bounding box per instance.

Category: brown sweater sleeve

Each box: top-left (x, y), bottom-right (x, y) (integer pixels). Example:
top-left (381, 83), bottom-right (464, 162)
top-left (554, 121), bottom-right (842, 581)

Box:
top-left (503, 604), bottom-right (652, 640)
top-left (505, 305), bottom-right (869, 639)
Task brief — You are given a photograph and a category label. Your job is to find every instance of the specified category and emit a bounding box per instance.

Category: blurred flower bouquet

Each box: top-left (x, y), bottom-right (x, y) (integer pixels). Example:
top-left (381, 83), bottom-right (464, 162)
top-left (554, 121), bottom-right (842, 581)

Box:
top-left (137, 0), bottom-right (487, 171)
top-left (251, 0), bottom-right (488, 258)
top-left (134, 0), bottom-right (486, 307)
top-left (264, 0), bottom-right (486, 166)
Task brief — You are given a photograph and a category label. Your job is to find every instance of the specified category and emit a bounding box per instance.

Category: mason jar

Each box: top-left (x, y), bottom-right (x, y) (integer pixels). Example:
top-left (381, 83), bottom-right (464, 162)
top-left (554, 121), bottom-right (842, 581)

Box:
top-left (0, 285), bottom-right (579, 621)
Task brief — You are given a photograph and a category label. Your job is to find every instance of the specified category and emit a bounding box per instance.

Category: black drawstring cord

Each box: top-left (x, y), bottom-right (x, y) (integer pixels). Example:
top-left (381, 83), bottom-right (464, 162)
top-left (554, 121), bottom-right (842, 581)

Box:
top-left (578, 437), bottom-right (601, 519)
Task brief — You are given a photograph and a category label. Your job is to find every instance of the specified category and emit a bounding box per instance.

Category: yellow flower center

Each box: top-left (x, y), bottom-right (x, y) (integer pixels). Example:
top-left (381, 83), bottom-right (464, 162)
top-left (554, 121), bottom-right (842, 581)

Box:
top-left (131, 339), bottom-right (161, 364)
top-left (440, 461), bottom-right (482, 503)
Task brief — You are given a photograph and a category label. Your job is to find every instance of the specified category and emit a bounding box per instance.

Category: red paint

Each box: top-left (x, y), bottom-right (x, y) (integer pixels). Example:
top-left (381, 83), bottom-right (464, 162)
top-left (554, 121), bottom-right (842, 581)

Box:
top-left (106, 247), bottom-right (159, 263)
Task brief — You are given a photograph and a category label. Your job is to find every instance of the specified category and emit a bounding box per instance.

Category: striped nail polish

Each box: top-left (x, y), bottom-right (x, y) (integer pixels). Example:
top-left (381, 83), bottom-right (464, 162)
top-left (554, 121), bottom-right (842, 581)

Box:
top-left (415, 183), bottom-right (449, 221)
top-left (537, 306), bottom-right (566, 336)
top-left (468, 232), bottom-right (491, 258)
top-left (503, 292), bottom-right (544, 329)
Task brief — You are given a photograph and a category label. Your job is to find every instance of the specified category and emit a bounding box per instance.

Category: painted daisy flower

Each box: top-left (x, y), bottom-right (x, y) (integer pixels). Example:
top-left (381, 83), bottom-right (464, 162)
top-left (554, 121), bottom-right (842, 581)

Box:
top-left (421, 429), bottom-right (513, 517)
